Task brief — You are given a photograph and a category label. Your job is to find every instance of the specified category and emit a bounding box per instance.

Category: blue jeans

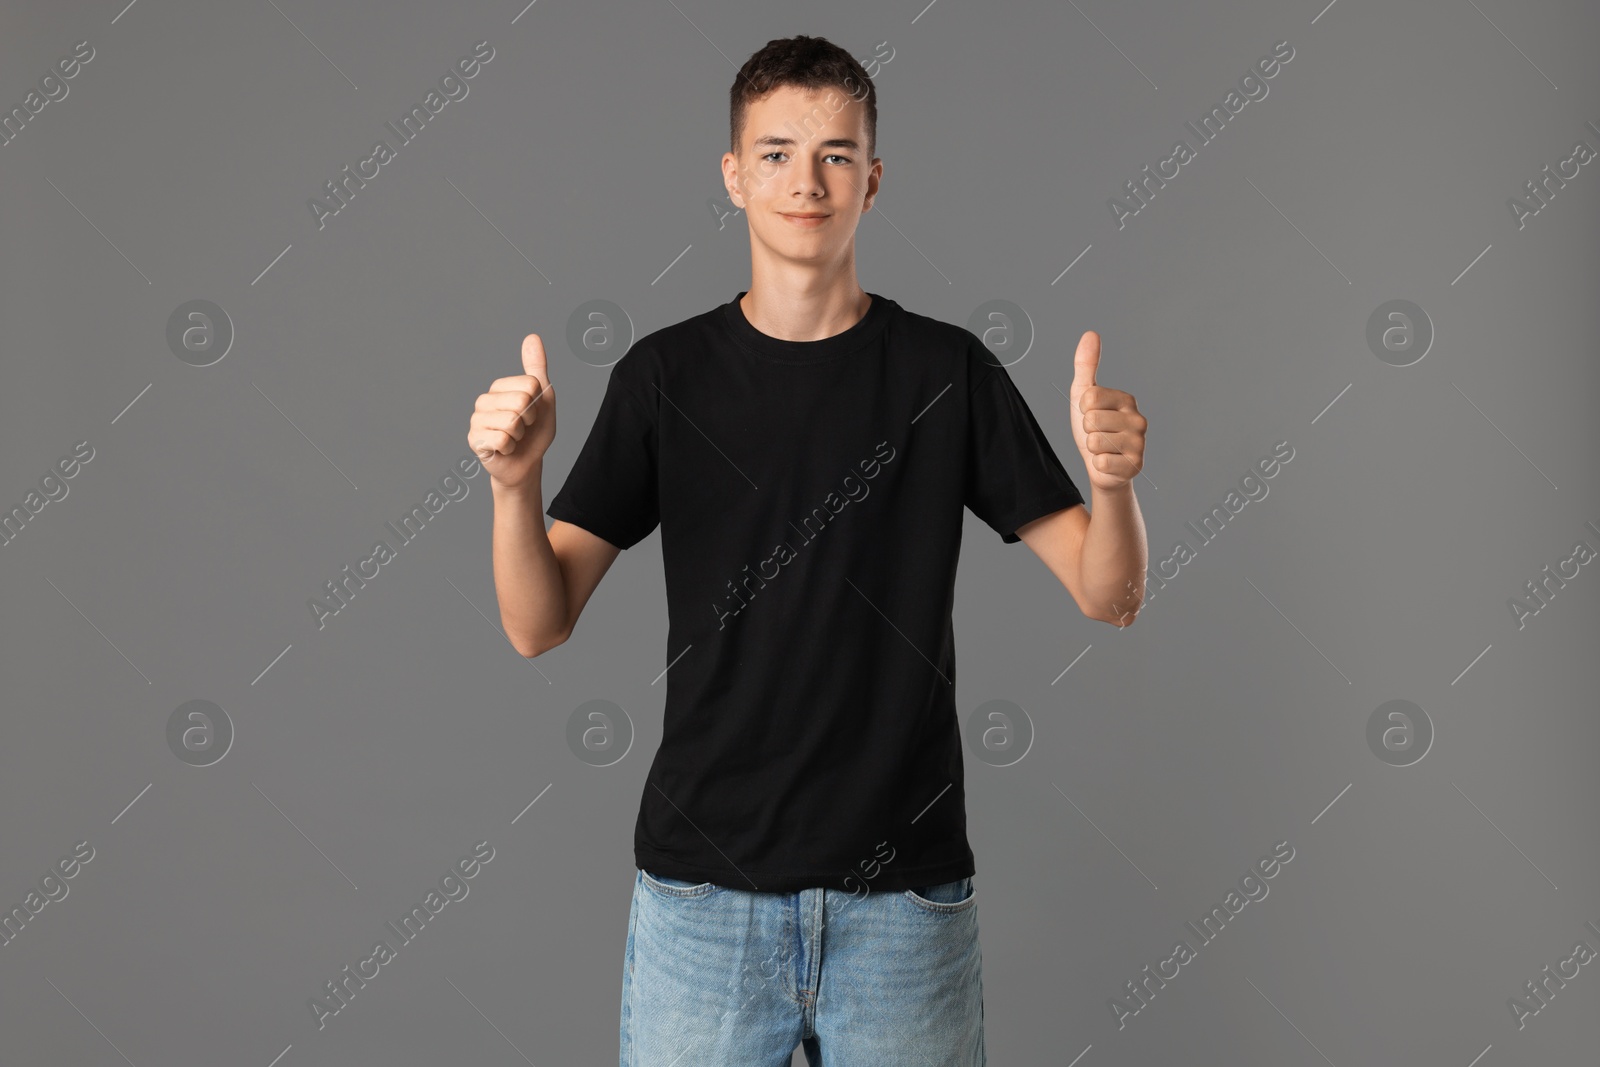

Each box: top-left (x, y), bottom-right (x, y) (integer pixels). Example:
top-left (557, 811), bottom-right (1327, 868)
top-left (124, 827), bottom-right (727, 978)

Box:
top-left (620, 868), bottom-right (986, 1065)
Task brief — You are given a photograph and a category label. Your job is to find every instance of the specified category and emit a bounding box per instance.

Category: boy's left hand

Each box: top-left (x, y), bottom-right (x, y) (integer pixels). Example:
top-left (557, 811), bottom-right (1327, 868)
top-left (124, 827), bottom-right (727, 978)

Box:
top-left (1068, 330), bottom-right (1147, 492)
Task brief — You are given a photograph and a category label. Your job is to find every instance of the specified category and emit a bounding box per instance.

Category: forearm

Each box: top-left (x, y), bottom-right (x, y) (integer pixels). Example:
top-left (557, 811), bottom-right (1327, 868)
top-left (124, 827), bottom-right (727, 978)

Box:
top-left (1078, 483), bottom-right (1149, 624)
top-left (490, 464), bottom-right (569, 655)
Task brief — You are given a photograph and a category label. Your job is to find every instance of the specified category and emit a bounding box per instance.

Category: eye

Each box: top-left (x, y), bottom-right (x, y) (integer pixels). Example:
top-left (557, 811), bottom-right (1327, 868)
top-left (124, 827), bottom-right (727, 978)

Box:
top-left (759, 152), bottom-right (853, 165)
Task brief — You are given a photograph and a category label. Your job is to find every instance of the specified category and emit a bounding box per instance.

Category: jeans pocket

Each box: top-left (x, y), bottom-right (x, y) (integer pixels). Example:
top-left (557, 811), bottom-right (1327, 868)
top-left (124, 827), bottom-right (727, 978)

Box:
top-left (904, 876), bottom-right (977, 914)
top-left (639, 868), bottom-right (719, 897)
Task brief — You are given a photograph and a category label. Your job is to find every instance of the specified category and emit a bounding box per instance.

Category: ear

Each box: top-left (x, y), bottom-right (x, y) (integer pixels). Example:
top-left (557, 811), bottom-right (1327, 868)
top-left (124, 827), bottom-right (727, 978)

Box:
top-left (722, 152), bottom-right (743, 208)
top-left (862, 160), bottom-right (883, 212)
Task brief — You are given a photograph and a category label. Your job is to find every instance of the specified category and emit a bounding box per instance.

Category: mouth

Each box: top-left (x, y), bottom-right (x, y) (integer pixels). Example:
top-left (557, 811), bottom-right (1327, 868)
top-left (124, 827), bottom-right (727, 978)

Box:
top-left (780, 212), bottom-right (831, 227)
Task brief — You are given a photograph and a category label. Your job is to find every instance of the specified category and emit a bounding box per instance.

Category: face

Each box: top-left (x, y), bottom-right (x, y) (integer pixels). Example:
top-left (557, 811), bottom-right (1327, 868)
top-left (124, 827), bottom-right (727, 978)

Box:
top-left (722, 84), bottom-right (882, 265)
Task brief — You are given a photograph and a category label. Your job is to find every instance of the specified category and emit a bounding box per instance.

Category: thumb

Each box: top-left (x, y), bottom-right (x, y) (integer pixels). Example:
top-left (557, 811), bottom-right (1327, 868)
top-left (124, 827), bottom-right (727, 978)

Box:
top-left (524, 329), bottom-right (556, 409)
top-left (521, 332), bottom-right (551, 399)
top-left (1072, 330), bottom-right (1100, 394)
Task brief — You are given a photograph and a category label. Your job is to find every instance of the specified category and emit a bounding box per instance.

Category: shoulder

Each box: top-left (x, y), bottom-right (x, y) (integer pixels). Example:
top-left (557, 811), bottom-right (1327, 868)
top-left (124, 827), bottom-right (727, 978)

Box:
top-left (601, 301), bottom-right (727, 399)
top-left (873, 296), bottom-right (997, 396)
top-left (880, 298), bottom-right (1008, 397)
top-left (880, 296), bottom-right (981, 355)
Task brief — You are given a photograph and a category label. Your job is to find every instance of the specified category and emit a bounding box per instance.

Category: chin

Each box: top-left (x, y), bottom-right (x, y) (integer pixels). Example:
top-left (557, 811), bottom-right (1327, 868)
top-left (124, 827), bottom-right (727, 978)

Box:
top-left (761, 235), bottom-right (829, 256)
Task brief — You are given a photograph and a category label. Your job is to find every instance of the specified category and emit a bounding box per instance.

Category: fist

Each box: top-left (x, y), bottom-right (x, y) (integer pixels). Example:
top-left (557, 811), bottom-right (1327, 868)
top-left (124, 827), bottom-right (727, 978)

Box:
top-left (467, 333), bottom-right (557, 491)
top-left (1067, 330), bottom-right (1146, 492)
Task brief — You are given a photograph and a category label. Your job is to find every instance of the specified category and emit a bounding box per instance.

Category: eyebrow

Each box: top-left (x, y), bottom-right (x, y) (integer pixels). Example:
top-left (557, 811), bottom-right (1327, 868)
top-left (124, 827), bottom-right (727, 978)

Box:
top-left (751, 134), bottom-right (860, 151)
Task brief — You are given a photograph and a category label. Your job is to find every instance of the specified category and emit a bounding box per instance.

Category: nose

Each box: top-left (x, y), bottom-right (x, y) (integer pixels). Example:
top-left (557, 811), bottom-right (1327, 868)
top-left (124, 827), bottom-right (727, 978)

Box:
top-left (788, 154), bottom-right (825, 199)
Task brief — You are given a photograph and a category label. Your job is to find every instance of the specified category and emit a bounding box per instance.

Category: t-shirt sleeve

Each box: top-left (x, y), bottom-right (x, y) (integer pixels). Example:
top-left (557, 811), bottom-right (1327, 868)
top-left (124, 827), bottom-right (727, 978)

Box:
top-left (963, 350), bottom-right (1085, 544)
top-left (545, 367), bottom-right (660, 550)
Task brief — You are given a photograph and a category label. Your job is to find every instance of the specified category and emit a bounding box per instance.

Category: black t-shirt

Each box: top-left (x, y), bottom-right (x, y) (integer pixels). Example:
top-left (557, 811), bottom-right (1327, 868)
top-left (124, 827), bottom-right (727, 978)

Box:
top-left (546, 291), bottom-right (1084, 893)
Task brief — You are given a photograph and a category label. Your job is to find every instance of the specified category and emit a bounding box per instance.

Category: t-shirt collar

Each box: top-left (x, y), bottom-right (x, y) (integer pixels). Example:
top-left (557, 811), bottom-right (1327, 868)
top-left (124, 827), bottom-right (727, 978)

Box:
top-left (720, 290), bottom-right (893, 364)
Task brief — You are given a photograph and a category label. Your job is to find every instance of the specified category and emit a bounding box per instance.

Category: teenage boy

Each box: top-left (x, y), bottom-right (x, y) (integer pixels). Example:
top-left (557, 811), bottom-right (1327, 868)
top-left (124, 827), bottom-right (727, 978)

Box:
top-left (467, 34), bottom-right (1147, 1067)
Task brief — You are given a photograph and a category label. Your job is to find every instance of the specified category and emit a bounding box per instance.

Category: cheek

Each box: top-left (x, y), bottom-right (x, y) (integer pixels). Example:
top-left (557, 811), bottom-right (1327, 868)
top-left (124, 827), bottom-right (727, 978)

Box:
top-left (747, 163), bottom-right (781, 195)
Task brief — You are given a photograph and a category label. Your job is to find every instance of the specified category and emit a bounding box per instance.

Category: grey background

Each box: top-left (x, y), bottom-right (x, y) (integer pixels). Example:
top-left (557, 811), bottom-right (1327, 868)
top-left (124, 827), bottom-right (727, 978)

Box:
top-left (2, 0), bottom-right (1597, 1064)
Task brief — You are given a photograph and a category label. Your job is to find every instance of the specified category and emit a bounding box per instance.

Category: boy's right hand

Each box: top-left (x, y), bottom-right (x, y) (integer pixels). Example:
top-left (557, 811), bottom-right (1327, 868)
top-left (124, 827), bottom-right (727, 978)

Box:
top-left (469, 333), bottom-right (557, 491)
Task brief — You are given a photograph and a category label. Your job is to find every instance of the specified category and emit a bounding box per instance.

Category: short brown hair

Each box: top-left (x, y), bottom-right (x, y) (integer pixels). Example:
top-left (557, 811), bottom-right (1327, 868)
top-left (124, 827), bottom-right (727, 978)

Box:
top-left (729, 35), bottom-right (877, 160)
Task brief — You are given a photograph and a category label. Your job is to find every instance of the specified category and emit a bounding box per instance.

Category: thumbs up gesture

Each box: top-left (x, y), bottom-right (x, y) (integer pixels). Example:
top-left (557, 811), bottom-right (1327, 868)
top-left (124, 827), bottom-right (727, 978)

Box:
top-left (468, 332), bottom-right (558, 491)
top-left (1067, 330), bottom-right (1146, 492)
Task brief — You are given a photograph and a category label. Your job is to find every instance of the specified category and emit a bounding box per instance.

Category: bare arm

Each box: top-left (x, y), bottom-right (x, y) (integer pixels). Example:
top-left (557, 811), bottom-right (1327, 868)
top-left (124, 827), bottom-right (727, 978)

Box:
top-left (1016, 329), bottom-right (1150, 626)
top-left (1074, 483), bottom-right (1147, 624)
top-left (491, 468), bottom-right (621, 657)
top-left (471, 332), bottom-right (624, 657)
top-left (1017, 485), bottom-right (1147, 625)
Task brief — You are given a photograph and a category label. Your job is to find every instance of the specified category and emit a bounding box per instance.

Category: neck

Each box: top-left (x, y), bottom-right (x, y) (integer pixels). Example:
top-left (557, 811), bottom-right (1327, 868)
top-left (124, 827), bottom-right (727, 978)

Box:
top-left (739, 243), bottom-right (870, 340)
top-left (739, 273), bottom-right (870, 343)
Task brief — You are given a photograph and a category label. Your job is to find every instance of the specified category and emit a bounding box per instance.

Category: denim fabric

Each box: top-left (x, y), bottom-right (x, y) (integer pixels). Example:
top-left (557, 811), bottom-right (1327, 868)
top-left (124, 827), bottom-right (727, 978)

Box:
top-left (620, 868), bottom-right (985, 1065)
